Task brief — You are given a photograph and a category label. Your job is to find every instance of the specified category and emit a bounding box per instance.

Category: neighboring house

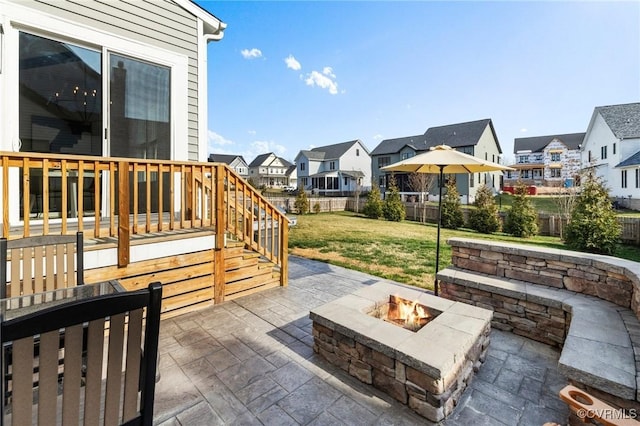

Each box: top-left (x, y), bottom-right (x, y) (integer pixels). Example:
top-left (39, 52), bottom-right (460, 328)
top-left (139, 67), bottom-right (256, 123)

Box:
top-left (208, 154), bottom-right (249, 178)
top-left (295, 140), bottom-right (371, 196)
top-left (505, 133), bottom-right (584, 188)
top-left (371, 119), bottom-right (503, 203)
top-left (581, 102), bottom-right (640, 209)
top-left (248, 153), bottom-right (292, 188)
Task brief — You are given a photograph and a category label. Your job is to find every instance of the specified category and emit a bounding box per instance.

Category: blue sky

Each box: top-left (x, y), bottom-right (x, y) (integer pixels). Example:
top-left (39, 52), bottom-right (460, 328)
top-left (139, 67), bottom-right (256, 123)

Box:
top-left (197, 1), bottom-right (639, 165)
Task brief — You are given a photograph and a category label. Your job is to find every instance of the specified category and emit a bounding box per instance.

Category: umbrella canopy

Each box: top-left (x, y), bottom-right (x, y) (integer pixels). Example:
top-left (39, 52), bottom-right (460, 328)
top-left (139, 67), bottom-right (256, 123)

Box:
top-left (381, 144), bottom-right (514, 175)
top-left (381, 144), bottom-right (514, 296)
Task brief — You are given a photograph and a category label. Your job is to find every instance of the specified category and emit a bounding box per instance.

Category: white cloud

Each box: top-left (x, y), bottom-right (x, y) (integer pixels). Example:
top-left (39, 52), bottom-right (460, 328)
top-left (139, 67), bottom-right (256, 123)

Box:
top-left (520, 128), bottom-right (528, 133)
top-left (372, 134), bottom-right (383, 141)
top-left (241, 48), bottom-right (263, 59)
top-left (322, 66), bottom-right (335, 78)
top-left (250, 140), bottom-right (287, 158)
top-left (248, 130), bottom-right (257, 135)
top-left (285, 55), bottom-right (301, 71)
top-left (304, 69), bottom-right (339, 95)
top-left (207, 131), bottom-right (289, 163)
top-left (208, 130), bottom-right (234, 147)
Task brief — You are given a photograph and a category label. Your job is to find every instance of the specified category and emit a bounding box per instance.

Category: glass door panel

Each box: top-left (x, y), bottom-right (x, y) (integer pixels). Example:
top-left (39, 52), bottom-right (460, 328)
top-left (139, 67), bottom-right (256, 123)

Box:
top-left (109, 54), bottom-right (171, 160)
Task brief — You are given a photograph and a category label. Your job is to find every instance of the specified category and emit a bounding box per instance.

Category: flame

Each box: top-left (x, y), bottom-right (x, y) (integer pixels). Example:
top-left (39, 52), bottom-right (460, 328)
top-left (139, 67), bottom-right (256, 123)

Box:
top-left (398, 299), bottom-right (428, 330)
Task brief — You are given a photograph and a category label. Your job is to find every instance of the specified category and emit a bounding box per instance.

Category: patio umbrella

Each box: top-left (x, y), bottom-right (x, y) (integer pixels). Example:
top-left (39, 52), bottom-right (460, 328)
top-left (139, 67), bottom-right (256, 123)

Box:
top-left (381, 144), bottom-right (514, 296)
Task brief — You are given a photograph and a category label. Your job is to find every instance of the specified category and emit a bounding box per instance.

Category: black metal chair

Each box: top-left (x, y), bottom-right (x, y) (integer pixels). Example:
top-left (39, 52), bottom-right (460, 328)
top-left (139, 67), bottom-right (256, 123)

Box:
top-left (0, 232), bottom-right (84, 299)
top-left (0, 282), bottom-right (162, 426)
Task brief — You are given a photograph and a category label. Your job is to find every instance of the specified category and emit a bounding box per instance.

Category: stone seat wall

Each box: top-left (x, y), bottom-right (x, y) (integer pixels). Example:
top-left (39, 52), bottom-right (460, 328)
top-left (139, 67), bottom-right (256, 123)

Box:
top-left (436, 237), bottom-right (640, 411)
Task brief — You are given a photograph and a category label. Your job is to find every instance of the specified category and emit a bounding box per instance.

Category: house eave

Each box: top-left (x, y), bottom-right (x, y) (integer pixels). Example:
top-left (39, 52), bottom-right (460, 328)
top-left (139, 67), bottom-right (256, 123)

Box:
top-left (176, 0), bottom-right (227, 40)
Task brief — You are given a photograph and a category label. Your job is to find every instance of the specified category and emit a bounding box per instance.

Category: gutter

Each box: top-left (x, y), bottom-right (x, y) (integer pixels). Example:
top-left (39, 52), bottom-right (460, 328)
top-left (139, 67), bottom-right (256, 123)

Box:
top-left (205, 21), bottom-right (227, 42)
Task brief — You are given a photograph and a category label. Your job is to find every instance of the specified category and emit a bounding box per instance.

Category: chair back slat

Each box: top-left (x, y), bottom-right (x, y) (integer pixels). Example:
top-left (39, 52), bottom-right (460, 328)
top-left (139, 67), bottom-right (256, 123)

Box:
top-left (64, 243), bottom-right (74, 288)
top-left (44, 246), bottom-right (55, 293)
top-left (61, 324), bottom-right (83, 425)
top-left (9, 251), bottom-right (19, 298)
top-left (104, 313), bottom-right (126, 426)
top-left (33, 246), bottom-right (44, 294)
top-left (83, 318), bottom-right (105, 426)
top-left (11, 337), bottom-right (34, 425)
top-left (2, 233), bottom-right (84, 299)
top-left (37, 331), bottom-right (59, 425)
top-left (0, 282), bottom-right (161, 426)
top-left (123, 308), bottom-right (143, 421)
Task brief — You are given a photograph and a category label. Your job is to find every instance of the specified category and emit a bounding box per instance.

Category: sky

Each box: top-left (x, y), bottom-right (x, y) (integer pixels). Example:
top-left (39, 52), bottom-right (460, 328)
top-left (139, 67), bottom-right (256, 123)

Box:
top-left (196, 1), bottom-right (640, 165)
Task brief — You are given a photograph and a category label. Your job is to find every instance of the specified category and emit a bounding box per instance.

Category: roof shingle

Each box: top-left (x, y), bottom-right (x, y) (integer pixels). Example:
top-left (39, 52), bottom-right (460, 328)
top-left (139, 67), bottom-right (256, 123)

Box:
top-left (513, 133), bottom-right (585, 153)
top-left (596, 103), bottom-right (640, 139)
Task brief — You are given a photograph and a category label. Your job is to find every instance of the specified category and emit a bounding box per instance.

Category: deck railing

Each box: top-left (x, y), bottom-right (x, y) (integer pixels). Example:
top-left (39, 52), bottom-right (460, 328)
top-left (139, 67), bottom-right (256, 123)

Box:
top-left (0, 151), bottom-right (288, 284)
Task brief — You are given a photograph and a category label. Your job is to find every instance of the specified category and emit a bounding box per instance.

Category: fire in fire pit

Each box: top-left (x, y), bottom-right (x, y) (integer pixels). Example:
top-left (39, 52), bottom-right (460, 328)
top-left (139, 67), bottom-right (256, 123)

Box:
top-left (369, 295), bottom-right (441, 332)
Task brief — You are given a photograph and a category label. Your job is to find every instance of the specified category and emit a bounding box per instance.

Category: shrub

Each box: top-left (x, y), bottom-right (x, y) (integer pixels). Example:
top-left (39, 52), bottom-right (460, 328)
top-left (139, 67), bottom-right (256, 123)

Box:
top-left (565, 172), bottom-right (621, 255)
top-left (363, 185), bottom-right (383, 219)
top-left (441, 179), bottom-right (464, 229)
top-left (294, 190), bottom-right (310, 214)
top-left (504, 182), bottom-right (538, 238)
top-left (313, 202), bottom-right (321, 214)
top-left (468, 184), bottom-right (500, 234)
top-left (382, 177), bottom-right (405, 222)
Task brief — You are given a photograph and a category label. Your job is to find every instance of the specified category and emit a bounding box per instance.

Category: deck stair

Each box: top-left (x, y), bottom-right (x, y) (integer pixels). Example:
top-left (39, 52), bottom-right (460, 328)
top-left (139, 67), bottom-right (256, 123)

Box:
top-left (224, 240), bottom-right (281, 301)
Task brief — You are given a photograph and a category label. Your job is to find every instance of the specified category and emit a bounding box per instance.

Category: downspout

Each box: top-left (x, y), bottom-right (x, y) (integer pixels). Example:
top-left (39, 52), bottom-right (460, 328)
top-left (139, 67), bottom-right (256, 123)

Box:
top-left (197, 20), bottom-right (226, 161)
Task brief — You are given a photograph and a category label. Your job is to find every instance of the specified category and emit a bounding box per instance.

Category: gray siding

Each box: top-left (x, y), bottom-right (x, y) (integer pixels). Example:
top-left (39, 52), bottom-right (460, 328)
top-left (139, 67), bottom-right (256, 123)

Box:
top-left (23, 0), bottom-right (201, 160)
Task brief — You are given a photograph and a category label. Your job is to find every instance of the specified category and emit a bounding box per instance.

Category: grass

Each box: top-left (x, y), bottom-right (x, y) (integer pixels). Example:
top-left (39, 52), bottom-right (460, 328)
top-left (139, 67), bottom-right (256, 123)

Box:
top-left (288, 211), bottom-right (640, 291)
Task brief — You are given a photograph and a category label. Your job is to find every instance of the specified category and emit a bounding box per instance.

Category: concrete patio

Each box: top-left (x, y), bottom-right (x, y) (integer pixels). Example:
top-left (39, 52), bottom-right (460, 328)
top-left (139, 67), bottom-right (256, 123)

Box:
top-left (154, 256), bottom-right (569, 425)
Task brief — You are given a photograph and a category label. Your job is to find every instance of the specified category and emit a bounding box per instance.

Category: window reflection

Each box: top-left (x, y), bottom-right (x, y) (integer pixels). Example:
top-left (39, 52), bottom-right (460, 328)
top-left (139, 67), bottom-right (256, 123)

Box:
top-left (19, 32), bottom-right (102, 155)
top-left (110, 54), bottom-right (171, 160)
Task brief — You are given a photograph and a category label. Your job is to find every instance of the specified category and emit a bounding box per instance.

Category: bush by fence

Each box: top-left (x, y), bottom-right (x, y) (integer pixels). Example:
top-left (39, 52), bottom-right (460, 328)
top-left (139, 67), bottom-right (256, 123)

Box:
top-left (268, 195), bottom-right (640, 245)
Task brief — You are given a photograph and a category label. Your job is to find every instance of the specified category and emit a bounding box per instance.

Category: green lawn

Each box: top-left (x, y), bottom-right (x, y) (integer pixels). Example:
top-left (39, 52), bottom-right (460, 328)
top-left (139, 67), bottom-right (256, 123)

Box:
top-left (288, 211), bottom-right (640, 291)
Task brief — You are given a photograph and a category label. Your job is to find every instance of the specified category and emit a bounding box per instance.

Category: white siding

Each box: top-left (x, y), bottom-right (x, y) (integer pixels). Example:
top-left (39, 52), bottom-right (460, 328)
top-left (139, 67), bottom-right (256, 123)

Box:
top-left (581, 113), bottom-right (617, 188)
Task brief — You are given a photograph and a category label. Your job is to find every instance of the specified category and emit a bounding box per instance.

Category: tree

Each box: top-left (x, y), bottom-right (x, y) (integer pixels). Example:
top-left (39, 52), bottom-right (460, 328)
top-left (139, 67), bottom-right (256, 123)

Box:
top-left (408, 172), bottom-right (436, 223)
top-left (294, 190), bottom-right (310, 214)
top-left (552, 185), bottom-right (579, 240)
top-left (363, 184), bottom-right (383, 219)
top-left (565, 172), bottom-right (621, 255)
top-left (246, 177), bottom-right (259, 189)
top-left (382, 175), bottom-right (405, 222)
top-left (468, 184), bottom-right (500, 234)
top-left (441, 179), bottom-right (464, 229)
top-left (354, 177), bottom-right (363, 213)
top-left (504, 181), bottom-right (538, 238)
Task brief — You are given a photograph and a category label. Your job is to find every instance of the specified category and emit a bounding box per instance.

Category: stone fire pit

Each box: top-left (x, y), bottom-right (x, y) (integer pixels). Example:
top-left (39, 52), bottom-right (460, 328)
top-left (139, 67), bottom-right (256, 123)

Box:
top-left (309, 282), bottom-right (492, 423)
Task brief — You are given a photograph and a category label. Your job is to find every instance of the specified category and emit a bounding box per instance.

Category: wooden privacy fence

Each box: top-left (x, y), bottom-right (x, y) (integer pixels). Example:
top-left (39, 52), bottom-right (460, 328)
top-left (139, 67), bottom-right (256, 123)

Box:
top-left (345, 199), bottom-right (640, 245)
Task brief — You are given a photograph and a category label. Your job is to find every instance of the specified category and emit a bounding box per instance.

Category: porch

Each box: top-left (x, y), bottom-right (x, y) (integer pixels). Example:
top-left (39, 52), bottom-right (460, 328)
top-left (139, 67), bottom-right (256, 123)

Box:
top-left (154, 256), bottom-right (569, 425)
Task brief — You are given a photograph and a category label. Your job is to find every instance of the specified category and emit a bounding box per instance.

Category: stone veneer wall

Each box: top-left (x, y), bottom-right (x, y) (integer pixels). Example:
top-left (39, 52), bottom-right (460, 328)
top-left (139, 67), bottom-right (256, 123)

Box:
top-left (439, 282), bottom-right (569, 347)
top-left (312, 322), bottom-right (490, 423)
top-left (447, 239), bottom-right (638, 315)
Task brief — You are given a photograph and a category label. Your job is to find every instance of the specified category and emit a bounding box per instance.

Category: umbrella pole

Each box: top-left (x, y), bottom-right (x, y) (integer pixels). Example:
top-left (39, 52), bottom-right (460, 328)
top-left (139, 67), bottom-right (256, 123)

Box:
top-left (434, 165), bottom-right (444, 296)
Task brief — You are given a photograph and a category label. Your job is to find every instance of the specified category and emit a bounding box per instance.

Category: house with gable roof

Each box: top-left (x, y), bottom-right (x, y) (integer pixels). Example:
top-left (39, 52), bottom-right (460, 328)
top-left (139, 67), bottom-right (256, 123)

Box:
top-left (295, 140), bottom-right (371, 196)
top-left (208, 154), bottom-right (249, 178)
top-left (248, 152), bottom-right (292, 188)
top-left (504, 133), bottom-right (584, 189)
top-left (581, 102), bottom-right (640, 209)
top-left (371, 119), bottom-right (503, 203)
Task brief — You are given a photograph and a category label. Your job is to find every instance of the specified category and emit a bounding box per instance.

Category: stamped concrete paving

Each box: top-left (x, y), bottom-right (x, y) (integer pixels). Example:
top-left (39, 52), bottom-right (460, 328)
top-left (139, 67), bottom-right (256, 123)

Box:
top-left (154, 256), bottom-right (569, 425)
